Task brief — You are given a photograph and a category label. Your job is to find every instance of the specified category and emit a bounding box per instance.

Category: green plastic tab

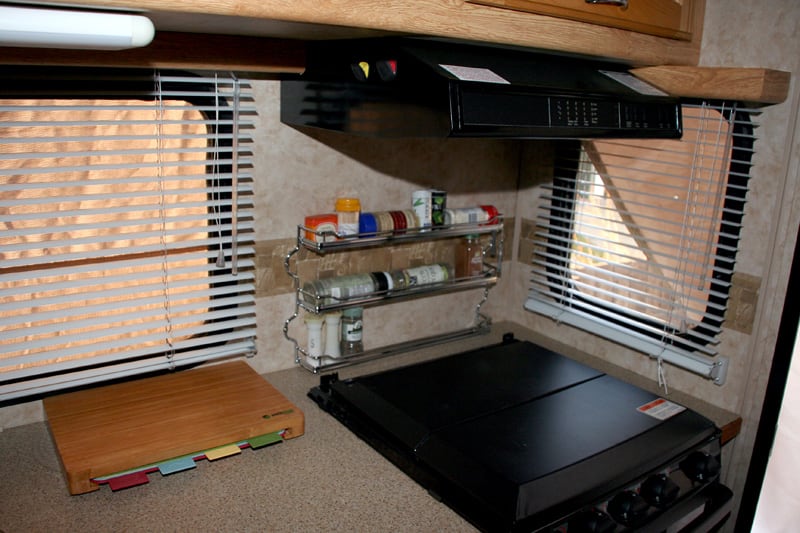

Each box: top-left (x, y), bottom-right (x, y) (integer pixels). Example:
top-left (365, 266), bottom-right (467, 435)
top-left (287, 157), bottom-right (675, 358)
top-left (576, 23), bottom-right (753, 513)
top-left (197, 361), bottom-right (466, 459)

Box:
top-left (248, 431), bottom-right (283, 449)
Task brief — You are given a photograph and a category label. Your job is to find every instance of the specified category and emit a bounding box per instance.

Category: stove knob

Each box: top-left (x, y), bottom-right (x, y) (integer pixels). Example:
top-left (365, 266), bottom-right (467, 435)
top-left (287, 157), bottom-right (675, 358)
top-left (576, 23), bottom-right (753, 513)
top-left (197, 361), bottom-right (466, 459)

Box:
top-left (680, 451), bottom-right (721, 483)
top-left (640, 474), bottom-right (680, 507)
top-left (607, 490), bottom-right (649, 526)
top-left (567, 509), bottom-right (616, 533)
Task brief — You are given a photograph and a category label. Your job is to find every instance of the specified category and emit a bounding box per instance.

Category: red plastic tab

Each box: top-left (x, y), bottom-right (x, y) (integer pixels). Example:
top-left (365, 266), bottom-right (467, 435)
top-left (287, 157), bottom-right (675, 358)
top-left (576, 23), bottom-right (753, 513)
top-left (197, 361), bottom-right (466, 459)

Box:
top-left (106, 468), bottom-right (156, 491)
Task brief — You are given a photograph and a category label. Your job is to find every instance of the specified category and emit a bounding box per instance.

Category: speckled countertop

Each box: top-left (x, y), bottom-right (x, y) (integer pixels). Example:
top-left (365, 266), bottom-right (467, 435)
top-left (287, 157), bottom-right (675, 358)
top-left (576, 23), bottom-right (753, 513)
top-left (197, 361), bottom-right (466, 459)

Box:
top-left (0, 321), bottom-right (739, 532)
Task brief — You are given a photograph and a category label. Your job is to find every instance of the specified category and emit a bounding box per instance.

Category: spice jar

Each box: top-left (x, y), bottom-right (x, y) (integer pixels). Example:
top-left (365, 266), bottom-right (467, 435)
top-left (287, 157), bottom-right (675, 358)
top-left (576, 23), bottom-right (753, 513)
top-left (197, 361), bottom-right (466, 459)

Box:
top-left (412, 190), bottom-right (432, 230)
top-left (443, 205), bottom-right (499, 226)
top-left (304, 213), bottom-right (338, 243)
top-left (323, 312), bottom-right (342, 358)
top-left (303, 314), bottom-right (325, 368)
top-left (340, 307), bottom-right (364, 356)
top-left (403, 263), bottom-right (452, 287)
top-left (335, 197), bottom-right (361, 237)
top-left (383, 269), bottom-right (408, 293)
top-left (303, 273), bottom-right (380, 307)
top-left (456, 234), bottom-right (483, 278)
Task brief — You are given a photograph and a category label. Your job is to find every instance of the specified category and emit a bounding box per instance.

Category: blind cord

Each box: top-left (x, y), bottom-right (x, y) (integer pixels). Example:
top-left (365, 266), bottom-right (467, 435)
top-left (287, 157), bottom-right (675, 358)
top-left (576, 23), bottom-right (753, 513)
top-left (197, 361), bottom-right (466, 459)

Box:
top-left (657, 355), bottom-right (669, 395)
top-left (155, 70), bottom-right (176, 369)
top-left (214, 73), bottom-right (226, 269)
top-left (230, 73), bottom-right (240, 276)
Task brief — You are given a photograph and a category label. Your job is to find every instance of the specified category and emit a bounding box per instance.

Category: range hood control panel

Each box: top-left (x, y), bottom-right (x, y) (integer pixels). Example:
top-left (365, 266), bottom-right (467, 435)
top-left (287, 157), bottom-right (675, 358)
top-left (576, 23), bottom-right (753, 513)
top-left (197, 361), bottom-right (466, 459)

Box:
top-left (552, 97), bottom-right (608, 127)
top-left (552, 97), bottom-right (670, 130)
top-left (455, 86), bottom-right (681, 138)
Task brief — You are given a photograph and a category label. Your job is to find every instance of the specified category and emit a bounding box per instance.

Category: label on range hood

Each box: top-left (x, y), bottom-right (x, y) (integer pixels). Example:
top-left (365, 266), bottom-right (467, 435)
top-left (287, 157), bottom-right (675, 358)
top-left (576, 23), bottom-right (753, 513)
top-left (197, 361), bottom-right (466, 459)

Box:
top-left (439, 64), bottom-right (510, 84)
top-left (600, 70), bottom-right (669, 96)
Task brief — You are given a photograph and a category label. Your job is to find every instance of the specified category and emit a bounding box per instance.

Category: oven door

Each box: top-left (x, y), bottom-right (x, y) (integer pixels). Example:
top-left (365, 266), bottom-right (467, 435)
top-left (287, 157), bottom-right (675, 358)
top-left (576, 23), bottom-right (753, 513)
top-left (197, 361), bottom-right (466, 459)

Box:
top-left (655, 482), bottom-right (732, 533)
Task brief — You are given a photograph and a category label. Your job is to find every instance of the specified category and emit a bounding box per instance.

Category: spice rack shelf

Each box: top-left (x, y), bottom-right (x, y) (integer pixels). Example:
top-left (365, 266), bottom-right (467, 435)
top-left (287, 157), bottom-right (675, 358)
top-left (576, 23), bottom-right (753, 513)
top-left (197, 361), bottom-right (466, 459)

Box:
top-left (297, 219), bottom-right (504, 253)
top-left (283, 216), bottom-right (504, 373)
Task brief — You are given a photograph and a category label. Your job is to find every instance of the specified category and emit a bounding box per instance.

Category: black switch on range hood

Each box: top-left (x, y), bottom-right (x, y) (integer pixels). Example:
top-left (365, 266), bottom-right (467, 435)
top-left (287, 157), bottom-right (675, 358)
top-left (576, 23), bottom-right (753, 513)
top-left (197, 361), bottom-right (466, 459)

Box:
top-left (280, 38), bottom-right (682, 139)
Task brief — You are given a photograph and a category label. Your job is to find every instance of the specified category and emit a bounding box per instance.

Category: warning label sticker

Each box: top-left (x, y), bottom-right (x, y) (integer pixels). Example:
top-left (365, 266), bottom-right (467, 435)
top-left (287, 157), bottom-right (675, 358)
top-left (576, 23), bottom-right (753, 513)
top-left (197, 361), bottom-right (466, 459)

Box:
top-left (439, 64), bottom-right (510, 85)
top-left (637, 398), bottom-right (686, 420)
top-left (599, 70), bottom-right (669, 96)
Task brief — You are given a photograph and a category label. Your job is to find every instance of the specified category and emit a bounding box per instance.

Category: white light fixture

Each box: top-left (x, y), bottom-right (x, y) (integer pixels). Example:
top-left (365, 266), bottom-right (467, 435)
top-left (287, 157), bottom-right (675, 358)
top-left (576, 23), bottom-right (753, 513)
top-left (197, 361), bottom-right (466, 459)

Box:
top-left (0, 5), bottom-right (155, 50)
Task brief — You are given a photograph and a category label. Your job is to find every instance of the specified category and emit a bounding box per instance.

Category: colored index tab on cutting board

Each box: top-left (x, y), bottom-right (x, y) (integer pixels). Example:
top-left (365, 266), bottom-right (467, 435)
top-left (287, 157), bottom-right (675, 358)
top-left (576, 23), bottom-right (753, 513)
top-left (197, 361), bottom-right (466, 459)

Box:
top-left (158, 455), bottom-right (198, 476)
top-left (204, 443), bottom-right (242, 461)
top-left (106, 470), bottom-right (154, 491)
top-left (248, 431), bottom-right (283, 449)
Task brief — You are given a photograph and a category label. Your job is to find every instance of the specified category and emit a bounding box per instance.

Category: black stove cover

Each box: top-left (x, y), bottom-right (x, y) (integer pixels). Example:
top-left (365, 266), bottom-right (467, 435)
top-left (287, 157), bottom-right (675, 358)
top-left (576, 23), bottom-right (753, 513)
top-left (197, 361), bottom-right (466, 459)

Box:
top-left (309, 335), bottom-right (719, 532)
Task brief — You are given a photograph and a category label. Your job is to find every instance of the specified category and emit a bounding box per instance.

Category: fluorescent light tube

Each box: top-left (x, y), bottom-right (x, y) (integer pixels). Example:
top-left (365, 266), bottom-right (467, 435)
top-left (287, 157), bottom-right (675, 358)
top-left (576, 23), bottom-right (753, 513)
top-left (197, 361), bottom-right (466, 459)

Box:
top-left (0, 6), bottom-right (155, 50)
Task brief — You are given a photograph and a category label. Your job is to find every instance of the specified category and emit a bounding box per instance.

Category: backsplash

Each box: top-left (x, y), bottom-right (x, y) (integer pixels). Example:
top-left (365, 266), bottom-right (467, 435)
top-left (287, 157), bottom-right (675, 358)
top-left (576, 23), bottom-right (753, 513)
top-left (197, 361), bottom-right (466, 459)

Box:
top-left (254, 238), bottom-right (296, 298)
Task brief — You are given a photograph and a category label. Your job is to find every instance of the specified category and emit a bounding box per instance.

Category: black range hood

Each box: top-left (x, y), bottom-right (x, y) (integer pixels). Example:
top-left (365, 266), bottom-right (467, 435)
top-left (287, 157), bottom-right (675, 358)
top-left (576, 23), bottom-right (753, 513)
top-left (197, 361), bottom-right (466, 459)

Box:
top-left (280, 38), bottom-right (683, 139)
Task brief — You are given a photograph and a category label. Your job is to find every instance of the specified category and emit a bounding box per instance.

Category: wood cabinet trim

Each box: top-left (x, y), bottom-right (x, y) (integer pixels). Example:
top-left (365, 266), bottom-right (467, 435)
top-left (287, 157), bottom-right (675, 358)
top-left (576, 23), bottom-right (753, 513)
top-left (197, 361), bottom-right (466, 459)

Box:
top-left (0, 32), bottom-right (306, 74)
top-left (632, 66), bottom-right (791, 105)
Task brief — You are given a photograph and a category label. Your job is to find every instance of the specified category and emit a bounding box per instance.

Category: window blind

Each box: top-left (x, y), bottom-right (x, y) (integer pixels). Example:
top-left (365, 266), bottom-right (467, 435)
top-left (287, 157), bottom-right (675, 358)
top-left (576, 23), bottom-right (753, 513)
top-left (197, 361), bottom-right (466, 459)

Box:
top-left (525, 102), bottom-right (758, 384)
top-left (0, 69), bottom-right (256, 401)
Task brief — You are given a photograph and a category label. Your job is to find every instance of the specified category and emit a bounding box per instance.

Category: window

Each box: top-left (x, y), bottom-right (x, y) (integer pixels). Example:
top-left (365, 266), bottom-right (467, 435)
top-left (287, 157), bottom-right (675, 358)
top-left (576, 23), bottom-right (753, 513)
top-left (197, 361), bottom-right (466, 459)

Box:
top-left (526, 102), bottom-right (757, 384)
top-left (0, 69), bottom-right (256, 401)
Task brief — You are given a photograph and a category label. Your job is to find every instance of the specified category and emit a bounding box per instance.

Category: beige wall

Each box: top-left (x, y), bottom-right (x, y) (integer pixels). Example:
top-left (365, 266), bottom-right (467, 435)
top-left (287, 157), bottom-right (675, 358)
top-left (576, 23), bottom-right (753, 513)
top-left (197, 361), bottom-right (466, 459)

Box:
top-left (701, 0), bottom-right (800, 521)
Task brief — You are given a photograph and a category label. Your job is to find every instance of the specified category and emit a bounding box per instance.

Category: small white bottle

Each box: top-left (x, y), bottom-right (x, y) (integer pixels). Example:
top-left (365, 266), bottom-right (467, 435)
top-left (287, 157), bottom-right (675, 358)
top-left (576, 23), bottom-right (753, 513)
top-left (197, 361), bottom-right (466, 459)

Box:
top-left (304, 314), bottom-right (325, 368)
top-left (323, 311), bottom-right (342, 358)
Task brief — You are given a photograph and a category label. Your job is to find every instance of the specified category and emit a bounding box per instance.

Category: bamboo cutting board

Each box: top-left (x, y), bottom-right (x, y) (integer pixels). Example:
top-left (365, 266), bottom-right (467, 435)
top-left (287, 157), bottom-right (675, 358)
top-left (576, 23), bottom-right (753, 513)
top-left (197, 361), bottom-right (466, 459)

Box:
top-left (43, 361), bottom-right (304, 495)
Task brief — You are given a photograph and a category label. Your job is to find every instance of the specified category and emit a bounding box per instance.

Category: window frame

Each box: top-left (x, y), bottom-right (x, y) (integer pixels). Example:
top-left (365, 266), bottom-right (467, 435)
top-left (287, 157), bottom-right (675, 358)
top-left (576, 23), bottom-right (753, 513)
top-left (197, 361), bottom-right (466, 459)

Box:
top-left (0, 67), bottom-right (254, 403)
top-left (534, 100), bottom-right (754, 376)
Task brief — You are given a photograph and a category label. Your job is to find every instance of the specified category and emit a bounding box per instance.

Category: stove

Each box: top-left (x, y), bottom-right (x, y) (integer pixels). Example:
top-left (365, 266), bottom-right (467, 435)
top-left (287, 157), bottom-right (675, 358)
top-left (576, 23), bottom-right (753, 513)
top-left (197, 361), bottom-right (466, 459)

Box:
top-left (309, 334), bottom-right (732, 532)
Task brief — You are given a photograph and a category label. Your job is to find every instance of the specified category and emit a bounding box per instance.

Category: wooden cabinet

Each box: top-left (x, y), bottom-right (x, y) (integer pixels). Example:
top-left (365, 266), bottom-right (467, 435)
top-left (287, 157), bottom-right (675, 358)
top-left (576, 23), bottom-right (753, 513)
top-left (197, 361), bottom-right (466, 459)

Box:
top-left (467, 0), bottom-right (699, 40)
top-left (2, 0), bottom-right (788, 104)
top-left (12, 0), bottom-right (705, 67)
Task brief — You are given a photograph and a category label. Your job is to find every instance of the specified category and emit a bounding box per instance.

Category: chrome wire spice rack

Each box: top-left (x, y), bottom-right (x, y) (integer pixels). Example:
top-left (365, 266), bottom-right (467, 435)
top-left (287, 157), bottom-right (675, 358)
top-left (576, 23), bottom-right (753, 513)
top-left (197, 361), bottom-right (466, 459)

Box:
top-left (283, 216), bottom-right (504, 372)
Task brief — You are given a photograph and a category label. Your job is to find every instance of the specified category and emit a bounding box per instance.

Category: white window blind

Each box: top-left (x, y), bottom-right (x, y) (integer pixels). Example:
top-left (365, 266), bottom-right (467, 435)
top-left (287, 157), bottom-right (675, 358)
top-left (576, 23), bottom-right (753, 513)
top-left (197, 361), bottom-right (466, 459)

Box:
top-left (0, 69), bottom-right (256, 401)
top-left (526, 102), bottom-right (758, 384)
